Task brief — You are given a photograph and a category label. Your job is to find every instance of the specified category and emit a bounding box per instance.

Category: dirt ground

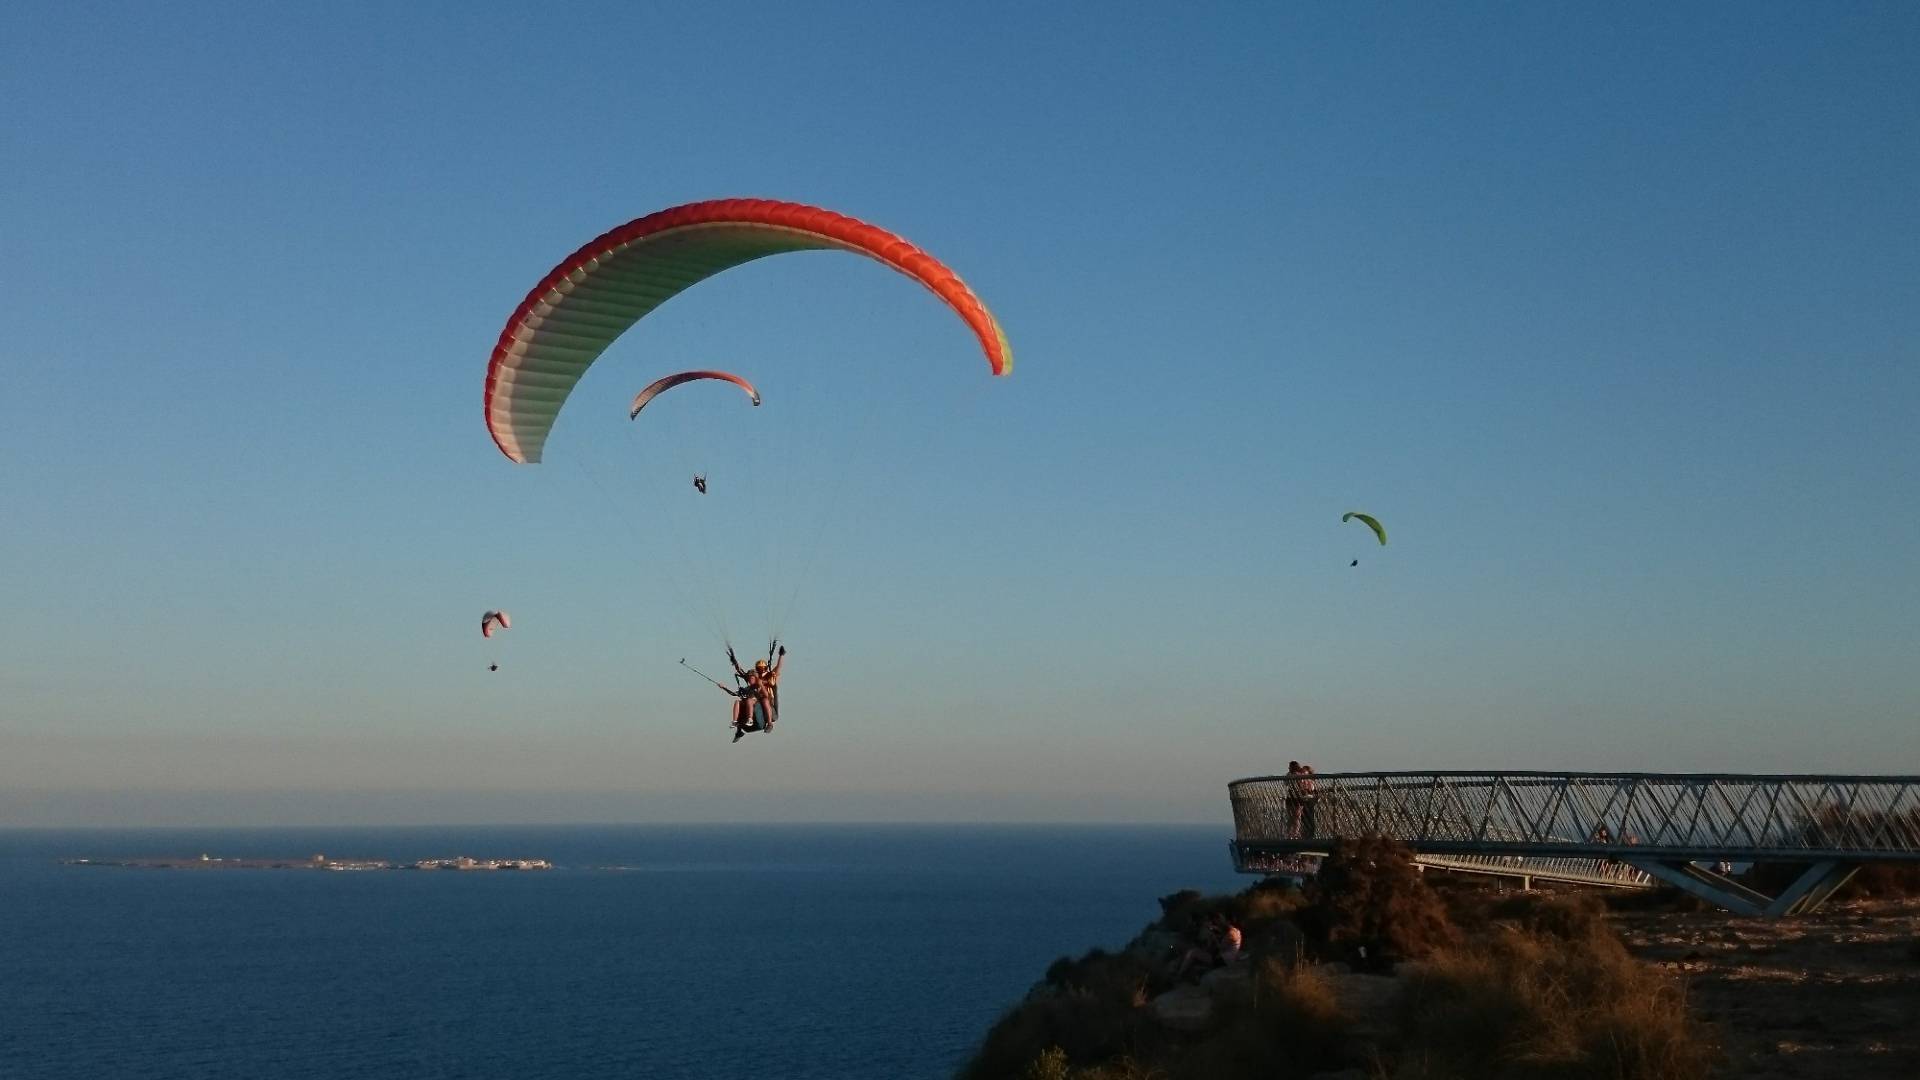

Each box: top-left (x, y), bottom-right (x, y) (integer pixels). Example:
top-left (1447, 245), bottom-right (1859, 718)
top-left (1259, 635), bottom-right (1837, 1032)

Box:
top-left (1613, 898), bottom-right (1920, 1079)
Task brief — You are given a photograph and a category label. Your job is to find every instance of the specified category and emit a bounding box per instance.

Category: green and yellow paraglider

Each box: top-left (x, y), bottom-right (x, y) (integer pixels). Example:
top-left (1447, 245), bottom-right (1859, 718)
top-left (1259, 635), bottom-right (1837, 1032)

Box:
top-left (1342, 512), bottom-right (1385, 566)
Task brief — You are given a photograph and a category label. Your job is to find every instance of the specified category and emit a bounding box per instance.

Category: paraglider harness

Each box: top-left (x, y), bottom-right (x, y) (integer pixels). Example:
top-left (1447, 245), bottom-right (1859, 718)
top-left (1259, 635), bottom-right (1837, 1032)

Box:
top-left (685, 642), bottom-right (784, 738)
top-left (692, 474), bottom-right (707, 495)
top-left (727, 643), bottom-right (781, 732)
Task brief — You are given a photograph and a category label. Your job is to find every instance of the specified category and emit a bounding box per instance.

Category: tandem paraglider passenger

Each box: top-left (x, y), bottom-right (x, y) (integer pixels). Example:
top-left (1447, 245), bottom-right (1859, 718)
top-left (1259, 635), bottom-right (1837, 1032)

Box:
top-left (723, 644), bottom-right (787, 742)
top-left (723, 678), bottom-right (760, 743)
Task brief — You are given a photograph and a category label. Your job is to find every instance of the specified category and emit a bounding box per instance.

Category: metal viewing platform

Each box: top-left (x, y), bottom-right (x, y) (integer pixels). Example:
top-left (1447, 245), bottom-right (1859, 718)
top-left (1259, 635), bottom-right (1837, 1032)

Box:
top-left (1229, 771), bottom-right (1920, 916)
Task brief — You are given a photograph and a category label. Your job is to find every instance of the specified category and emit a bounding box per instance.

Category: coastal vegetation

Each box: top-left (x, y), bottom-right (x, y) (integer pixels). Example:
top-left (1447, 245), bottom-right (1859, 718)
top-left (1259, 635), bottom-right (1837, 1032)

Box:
top-left (961, 837), bottom-right (1717, 1080)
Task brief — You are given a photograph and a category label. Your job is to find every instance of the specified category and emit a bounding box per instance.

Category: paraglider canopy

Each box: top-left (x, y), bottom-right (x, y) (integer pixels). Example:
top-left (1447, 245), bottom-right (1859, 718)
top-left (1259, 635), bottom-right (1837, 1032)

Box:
top-left (1342, 512), bottom-right (1386, 546)
top-left (629, 370), bottom-right (761, 420)
top-left (485, 198), bottom-right (1012, 464)
top-left (480, 610), bottom-right (512, 639)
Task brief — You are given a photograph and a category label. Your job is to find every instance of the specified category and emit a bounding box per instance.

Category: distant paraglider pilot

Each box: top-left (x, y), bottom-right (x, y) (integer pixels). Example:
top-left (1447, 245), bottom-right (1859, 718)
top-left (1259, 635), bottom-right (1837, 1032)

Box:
top-left (1342, 512), bottom-right (1385, 569)
top-left (480, 610), bottom-right (511, 672)
top-left (693, 474), bottom-right (707, 495)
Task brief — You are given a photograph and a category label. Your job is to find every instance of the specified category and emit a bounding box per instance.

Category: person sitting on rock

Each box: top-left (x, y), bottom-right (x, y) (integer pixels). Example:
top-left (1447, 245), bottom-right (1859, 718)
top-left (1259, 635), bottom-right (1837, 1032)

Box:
top-left (1172, 916), bottom-right (1220, 982)
top-left (1215, 916), bottom-right (1243, 967)
top-left (1173, 915), bottom-right (1242, 982)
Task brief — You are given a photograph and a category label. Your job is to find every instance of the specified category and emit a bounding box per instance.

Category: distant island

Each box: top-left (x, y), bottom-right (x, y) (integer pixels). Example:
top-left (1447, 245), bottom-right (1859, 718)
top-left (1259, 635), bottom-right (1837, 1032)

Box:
top-left (63, 854), bottom-right (552, 871)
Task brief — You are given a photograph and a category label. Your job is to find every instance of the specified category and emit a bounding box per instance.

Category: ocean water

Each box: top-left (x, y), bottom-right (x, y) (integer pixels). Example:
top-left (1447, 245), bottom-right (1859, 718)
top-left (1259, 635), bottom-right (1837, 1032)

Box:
top-left (0, 825), bottom-right (1244, 1079)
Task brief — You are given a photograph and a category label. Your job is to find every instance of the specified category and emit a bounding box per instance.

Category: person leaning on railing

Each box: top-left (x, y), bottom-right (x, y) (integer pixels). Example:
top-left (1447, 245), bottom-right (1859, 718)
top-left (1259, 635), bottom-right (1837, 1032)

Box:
top-left (1285, 762), bottom-right (1306, 837)
top-left (1284, 762), bottom-right (1319, 838)
top-left (1299, 765), bottom-right (1319, 837)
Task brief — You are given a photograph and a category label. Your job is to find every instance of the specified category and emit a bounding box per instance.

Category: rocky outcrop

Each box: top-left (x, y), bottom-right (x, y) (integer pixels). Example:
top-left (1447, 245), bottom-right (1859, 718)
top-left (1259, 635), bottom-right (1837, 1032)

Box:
top-left (1148, 983), bottom-right (1214, 1031)
top-left (1145, 959), bottom-right (1258, 1031)
top-left (1198, 961), bottom-right (1254, 1004)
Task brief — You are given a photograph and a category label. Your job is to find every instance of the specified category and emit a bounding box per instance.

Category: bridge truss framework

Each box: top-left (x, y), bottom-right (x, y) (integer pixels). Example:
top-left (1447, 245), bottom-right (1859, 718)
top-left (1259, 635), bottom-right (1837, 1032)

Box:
top-left (1228, 771), bottom-right (1920, 916)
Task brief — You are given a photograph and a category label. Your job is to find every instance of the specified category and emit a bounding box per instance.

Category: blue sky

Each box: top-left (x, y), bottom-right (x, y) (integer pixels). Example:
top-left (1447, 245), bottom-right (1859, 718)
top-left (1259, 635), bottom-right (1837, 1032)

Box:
top-left (3, 2), bottom-right (1916, 826)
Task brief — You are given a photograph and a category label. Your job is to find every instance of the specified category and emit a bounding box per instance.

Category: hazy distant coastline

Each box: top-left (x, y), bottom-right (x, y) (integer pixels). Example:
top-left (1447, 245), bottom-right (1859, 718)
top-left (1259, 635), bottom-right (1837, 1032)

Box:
top-left (63, 855), bottom-right (552, 872)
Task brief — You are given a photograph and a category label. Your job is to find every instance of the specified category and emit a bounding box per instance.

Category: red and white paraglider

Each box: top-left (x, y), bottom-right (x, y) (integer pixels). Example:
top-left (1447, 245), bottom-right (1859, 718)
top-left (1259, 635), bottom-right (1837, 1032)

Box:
top-left (480, 610), bottom-right (511, 670)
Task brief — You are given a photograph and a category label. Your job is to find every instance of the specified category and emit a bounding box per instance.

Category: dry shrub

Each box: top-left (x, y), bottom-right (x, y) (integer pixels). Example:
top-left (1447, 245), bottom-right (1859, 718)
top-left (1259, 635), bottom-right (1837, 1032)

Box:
top-left (1302, 835), bottom-right (1459, 966)
top-left (1423, 870), bottom-right (1510, 900)
top-left (964, 989), bottom-right (1141, 1080)
top-left (1155, 882), bottom-right (1302, 936)
top-left (1234, 878), bottom-right (1307, 925)
top-left (965, 947), bottom-right (1154, 1080)
top-left (1395, 923), bottom-right (1714, 1080)
top-left (1070, 1056), bottom-right (1165, 1080)
top-left (1154, 890), bottom-right (1206, 931)
top-left (972, 867), bottom-right (1718, 1080)
top-left (1486, 892), bottom-right (1611, 944)
top-left (1561, 1003), bottom-right (1719, 1080)
top-left (1145, 882), bottom-right (1310, 983)
top-left (1600, 886), bottom-right (1715, 914)
top-left (1024, 1046), bottom-right (1071, 1080)
top-left (1166, 959), bottom-right (1350, 1080)
top-left (1224, 882), bottom-right (1311, 973)
top-left (974, 954), bottom-right (1353, 1080)
top-left (1255, 958), bottom-right (1348, 1053)
top-left (1838, 861), bottom-right (1920, 899)
top-left (1020, 1046), bottom-right (1165, 1080)
top-left (1744, 859), bottom-right (1920, 902)
top-left (1042, 948), bottom-right (1152, 1004)
top-left (1246, 917), bottom-right (1309, 974)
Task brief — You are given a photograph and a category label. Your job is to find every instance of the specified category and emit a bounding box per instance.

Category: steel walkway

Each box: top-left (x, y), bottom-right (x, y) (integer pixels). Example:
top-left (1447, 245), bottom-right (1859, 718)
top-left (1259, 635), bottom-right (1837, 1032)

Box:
top-left (1228, 771), bottom-right (1920, 916)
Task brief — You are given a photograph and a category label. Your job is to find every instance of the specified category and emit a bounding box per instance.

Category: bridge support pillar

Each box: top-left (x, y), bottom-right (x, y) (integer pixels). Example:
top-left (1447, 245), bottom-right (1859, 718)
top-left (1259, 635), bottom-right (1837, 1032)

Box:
top-left (1766, 861), bottom-right (1860, 917)
top-left (1625, 860), bottom-right (1862, 917)
top-left (1626, 860), bottom-right (1772, 916)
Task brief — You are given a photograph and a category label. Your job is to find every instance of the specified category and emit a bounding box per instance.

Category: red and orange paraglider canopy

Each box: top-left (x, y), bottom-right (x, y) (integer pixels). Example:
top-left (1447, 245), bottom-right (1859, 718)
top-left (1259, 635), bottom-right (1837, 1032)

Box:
top-left (484, 198), bottom-right (1012, 464)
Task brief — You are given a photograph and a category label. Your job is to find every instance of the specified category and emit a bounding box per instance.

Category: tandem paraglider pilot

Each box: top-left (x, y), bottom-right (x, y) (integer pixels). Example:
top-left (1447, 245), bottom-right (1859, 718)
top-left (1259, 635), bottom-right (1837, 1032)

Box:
top-left (725, 643), bottom-right (786, 743)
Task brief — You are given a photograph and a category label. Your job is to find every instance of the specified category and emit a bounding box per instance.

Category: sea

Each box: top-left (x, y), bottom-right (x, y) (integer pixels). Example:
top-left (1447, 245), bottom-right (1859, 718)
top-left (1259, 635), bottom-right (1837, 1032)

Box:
top-left (0, 824), bottom-right (1245, 1079)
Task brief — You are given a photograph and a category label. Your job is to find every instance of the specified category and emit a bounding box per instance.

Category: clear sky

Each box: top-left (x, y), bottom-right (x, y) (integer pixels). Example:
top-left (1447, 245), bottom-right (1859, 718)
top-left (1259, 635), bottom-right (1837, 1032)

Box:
top-left (3, 2), bottom-right (1916, 827)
